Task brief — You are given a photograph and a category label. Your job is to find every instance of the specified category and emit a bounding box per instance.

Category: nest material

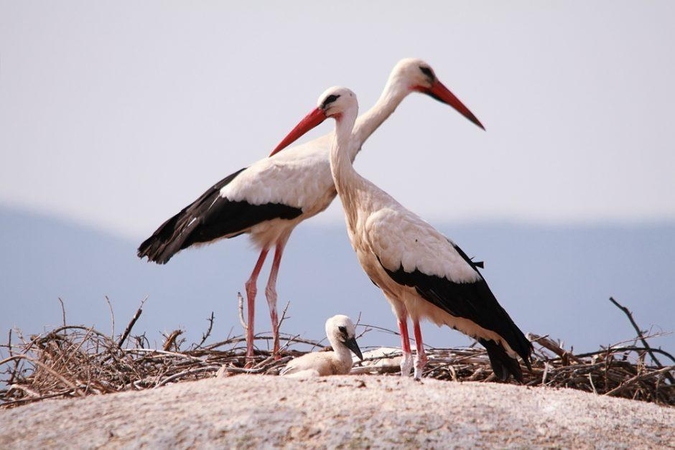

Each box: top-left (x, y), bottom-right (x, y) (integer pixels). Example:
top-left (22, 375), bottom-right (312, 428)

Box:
top-left (1, 298), bottom-right (673, 409)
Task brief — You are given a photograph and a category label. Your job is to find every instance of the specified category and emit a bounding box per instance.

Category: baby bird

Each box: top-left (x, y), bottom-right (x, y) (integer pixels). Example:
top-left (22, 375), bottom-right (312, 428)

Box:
top-left (282, 315), bottom-right (363, 378)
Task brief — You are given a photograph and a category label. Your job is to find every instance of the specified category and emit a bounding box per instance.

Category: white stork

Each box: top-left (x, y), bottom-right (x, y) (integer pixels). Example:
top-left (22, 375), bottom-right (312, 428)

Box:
top-left (272, 86), bottom-right (532, 381)
top-left (137, 58), bottom-right (483, 363)
top-left (281, 315), bottom-right (363, 378)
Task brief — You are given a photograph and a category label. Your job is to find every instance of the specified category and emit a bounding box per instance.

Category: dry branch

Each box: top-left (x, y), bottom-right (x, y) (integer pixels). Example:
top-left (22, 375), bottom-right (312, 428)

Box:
top-left (57, 298), bottom-right (66, 328)
top-left (194, 312), bottom-right (215, 350)
top-left (104, 296), bottom-right (115, 340)
top-left (1, 298), bottom-right (673, 409)
top-left (162, 330), bottom-right (184, 352)
top-left (609, 296), bottom-right (675, 384)
top-left (237, 292), bottom-right (247, 331)
top-left (118, 297), bottom-right (146, 349)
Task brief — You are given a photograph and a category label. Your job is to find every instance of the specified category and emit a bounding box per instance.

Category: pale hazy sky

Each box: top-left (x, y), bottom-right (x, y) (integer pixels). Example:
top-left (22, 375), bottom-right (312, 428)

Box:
top-left (2, 2), bottom-right (674, 239)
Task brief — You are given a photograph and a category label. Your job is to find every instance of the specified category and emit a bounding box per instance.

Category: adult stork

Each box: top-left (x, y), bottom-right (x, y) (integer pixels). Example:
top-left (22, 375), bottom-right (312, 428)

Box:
top-left (272, 86), bottom-right (532, 381)
top-left (138, 58), bottom-right (483, 363)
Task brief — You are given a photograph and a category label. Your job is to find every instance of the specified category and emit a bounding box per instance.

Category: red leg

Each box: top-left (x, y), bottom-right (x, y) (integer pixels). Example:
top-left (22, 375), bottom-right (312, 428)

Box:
top-left (398, 317), bottom-right (413, 376)
top-left (412, 320), bottom-right (428, 380)
top-left (399, 318), bottom-right (412, 354)
top-left (244, 248), bottom-right (269, 366)
top-left (265, 240), bottom-right (287, 358)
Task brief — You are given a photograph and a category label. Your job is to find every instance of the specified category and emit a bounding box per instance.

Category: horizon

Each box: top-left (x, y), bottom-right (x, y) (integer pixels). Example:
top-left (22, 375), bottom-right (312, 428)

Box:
top-left (4, 201), bottom-right (675, 243)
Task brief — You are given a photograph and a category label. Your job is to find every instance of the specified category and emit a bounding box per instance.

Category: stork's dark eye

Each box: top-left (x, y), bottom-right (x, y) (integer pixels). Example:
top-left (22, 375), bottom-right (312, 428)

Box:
top-left (419, 66), bottom-right (435, 80)
top-left (322, 94), bottom-right (341, 109)
top-left (338, 325), bottom-right (347, 336)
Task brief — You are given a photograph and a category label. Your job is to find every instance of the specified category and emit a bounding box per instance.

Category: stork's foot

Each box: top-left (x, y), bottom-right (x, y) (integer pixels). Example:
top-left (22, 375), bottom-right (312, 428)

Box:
top-left (400, 352), bottom-right (413, 377)
top-left (413, 352), bottom-right (428, 380)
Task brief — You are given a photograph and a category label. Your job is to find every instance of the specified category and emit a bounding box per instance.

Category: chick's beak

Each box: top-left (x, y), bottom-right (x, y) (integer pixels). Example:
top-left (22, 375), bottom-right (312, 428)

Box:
top-left (343, 336), bottom-right (363, 360)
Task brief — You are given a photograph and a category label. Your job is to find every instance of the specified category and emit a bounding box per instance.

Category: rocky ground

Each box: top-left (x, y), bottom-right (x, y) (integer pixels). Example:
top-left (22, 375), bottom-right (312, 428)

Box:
top-left (1, 374), bottom-right (674, 449)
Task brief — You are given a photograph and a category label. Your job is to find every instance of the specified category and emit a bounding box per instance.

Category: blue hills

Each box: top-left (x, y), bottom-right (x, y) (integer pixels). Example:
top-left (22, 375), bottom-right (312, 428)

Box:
top-left (1, 206), bottom-right (673, 355)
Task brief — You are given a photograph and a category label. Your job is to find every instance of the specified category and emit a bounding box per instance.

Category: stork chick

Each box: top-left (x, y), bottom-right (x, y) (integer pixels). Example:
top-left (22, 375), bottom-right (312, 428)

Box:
top-left (282, 315), bottom-right (363, 378)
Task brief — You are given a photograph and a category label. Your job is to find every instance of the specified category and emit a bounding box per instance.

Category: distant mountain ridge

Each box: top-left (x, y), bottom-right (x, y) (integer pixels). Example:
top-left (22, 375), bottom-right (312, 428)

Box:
top-left (1, 206), bottom-right (674, 354)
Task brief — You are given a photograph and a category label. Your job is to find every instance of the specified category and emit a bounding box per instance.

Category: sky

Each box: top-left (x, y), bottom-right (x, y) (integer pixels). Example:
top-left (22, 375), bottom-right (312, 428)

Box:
top-left (2, 1), bottom-right (675, 240)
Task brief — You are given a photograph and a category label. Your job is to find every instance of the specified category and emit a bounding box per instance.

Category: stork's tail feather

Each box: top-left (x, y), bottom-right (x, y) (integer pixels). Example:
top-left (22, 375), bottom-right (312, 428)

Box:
top-left (479, 338), bottom-right (529, 383)
top-left (137, 211), bottom-right (194, 264)
top-left (137, 168), bottom-right (249, 264)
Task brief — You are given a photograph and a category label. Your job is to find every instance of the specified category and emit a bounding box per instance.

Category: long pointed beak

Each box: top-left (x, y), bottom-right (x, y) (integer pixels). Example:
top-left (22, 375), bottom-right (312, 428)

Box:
top-left (425, 80), bottom-right (485, 130)
top-left (343, 336), bottom-right (363, 361)
top-left (270, 107), bottom-right (327, 156)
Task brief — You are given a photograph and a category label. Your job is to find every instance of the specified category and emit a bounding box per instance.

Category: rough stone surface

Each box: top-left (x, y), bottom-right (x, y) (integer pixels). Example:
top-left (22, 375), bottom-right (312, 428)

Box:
top-left (1, 375), bottom-right (673, 449)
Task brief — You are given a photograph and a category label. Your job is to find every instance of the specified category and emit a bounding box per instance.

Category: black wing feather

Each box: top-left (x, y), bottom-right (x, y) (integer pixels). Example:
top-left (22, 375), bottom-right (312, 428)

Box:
top-left (379, 242), bottom-right (532, 380)
top-left (138, 167), bottom-right (303, 264)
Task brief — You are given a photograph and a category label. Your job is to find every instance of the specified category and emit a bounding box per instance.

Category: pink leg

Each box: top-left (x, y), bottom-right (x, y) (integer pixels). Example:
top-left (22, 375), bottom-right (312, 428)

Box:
top-left (244, 248), bottom-right (269, 365)
top-left (413, 320), bottom-right (428, 380)
top-left (398, 318), bottom-right (414, 376)
top-left (265, 240), bottom-right (287, 358)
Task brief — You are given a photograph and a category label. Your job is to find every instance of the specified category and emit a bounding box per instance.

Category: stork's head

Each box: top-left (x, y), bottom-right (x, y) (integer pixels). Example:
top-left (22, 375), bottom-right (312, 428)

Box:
top-left (389, 58), bottom-right (440, 91)
top-left (315, 86), bottom-right (357, 121)
top-left (270, 87), bottom-right (357, 155)
top-left (390, 58), bottom-right (484, 130)
top-left (326, 314), bottom-right (363, 360)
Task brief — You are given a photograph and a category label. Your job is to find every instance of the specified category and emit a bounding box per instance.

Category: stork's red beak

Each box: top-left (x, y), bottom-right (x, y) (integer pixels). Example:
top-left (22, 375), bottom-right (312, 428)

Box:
top-left (423, 80), bottom-right (485, 130)
top-left (270, 107), bottom-right (327, 156)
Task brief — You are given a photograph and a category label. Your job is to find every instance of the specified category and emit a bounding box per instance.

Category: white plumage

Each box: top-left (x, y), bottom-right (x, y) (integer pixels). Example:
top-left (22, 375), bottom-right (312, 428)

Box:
top-left (274, 86), bottom-right (532, 382)
top-left (139, 59), bottom-right (483, 363)
top-left (282, 315), bottom-right (363, 378)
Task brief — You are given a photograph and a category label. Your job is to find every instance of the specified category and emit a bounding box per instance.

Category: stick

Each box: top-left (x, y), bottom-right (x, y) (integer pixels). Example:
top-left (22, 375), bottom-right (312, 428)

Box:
top-left (1, 354), bottom-right (84, 397)
top-left (609, 297), bottom-right (674, 384)
top-left (278, 301), bottom-right (291, 329)
top-left (104, 296), bottom-right (115, 340)
top-left (195, 312), bottom-right (216, 349)
top-left (61, 326), bottom-right (95, 368)
top-left (57, 297), bottom-right (67, 327)
top-left (587, 373), bottom-right (598, 395)
top-left (123, 348), bottom-right (205, 362)
top-left (1, 389), bottom-right (79, 407)
top-left (358, 323), bottom-right (400, 337)
top-left (28, 326), bottom-right (116, 351)
top-left (353, 312), bottom-right (374, 340)
top-left (118, 297), bottom-right (147, 349)
top-left (529, 333), bottom-right (582, 364)
top-left (219, 356), bottom-right (293, 375)
top-left (237, 292), bottom-right (247, 330)
top-left (574, 346), bottom-right (675, 365)
top-left (605, 365), bottom-right (675, 397)
top-left (541, 362), bottom-right (550, 385)
top-left (7, 328), bottom-right (13, 358)
top-left (154, 366), bottom-right (221, 388)
top-left (162, 330), bottom-right (183, 351)
top-left (6, 328), bottom-right (18, 386)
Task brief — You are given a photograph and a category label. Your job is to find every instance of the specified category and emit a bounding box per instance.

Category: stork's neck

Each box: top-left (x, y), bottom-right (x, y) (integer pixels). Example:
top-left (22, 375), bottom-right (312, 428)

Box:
top-left (330, 106), bottom-right (368, 231)
top-left (351, 77), bottom-right (409, 153)
top-left (330, 107), bottom-right (361, 195)
top-left (328, 335), bottom-right (355, 372)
